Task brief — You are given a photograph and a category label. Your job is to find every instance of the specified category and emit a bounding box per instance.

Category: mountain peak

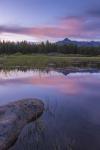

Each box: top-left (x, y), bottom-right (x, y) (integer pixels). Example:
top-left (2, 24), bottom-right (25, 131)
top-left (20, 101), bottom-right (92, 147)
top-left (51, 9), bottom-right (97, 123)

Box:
top-left (63, 38), bottom-right (71, 42)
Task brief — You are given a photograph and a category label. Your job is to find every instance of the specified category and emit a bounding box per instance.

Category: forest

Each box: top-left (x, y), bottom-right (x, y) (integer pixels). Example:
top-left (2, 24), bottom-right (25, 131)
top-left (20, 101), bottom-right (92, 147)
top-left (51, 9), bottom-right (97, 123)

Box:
top-left (0, 41), bottom-right (100, 56)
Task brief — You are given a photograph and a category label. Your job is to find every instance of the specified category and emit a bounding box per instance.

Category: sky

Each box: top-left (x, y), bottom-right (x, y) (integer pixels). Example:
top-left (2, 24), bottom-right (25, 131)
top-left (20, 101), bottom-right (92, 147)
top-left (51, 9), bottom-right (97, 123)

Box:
top-left (0, 0), bottom-right (100, 42)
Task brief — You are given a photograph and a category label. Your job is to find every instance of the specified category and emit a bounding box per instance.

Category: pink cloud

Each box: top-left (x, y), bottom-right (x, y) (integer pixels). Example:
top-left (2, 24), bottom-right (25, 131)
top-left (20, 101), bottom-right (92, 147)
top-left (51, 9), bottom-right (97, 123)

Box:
top-left (0, 15), bottom-right (100, 40)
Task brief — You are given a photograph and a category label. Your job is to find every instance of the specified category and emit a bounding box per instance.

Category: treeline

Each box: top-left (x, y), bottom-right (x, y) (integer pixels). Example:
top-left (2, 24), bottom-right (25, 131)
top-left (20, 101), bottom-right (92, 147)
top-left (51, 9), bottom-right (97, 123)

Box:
top-left (0, 40), bottom-right (100, 56)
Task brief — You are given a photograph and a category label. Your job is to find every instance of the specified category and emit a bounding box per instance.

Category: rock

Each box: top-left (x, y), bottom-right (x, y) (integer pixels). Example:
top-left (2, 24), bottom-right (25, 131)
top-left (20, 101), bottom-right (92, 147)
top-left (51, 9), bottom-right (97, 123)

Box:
top-left (0, 99), bottom-right (44, 150)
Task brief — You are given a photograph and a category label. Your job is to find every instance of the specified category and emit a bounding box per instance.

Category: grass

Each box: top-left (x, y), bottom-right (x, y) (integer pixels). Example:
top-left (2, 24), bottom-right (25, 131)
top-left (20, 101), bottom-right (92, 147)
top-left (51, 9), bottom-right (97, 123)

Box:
top-left (0, 54), bottom-right (100, 69)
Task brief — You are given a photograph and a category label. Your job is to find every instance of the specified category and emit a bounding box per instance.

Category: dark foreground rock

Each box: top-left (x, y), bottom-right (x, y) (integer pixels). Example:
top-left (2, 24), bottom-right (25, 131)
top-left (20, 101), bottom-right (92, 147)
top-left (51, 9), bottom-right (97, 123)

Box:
top-left (0, 99), bottom-right (44, 150)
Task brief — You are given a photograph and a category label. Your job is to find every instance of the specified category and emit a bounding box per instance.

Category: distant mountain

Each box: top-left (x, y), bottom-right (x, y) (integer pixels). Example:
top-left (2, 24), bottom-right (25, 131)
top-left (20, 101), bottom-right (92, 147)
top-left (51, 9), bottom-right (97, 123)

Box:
top-left (56, 38), bottom-right (100, 47)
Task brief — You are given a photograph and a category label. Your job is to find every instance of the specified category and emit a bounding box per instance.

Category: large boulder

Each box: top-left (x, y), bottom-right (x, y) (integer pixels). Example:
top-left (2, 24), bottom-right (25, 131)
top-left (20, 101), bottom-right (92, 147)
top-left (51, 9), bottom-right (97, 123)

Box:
top-left (0, 99), bottom-right (44, 150)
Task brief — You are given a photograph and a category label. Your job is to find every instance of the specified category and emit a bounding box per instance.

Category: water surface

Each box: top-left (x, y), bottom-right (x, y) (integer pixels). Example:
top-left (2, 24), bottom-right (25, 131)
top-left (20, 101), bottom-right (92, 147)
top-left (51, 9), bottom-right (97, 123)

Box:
top-left (0, 69), bottom-right (100, 150)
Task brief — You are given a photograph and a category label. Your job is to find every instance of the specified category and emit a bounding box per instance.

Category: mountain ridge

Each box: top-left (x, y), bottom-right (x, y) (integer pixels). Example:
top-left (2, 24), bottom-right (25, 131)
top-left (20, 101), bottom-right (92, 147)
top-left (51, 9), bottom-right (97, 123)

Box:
top-left (56, 38), bottom-right (100, 47)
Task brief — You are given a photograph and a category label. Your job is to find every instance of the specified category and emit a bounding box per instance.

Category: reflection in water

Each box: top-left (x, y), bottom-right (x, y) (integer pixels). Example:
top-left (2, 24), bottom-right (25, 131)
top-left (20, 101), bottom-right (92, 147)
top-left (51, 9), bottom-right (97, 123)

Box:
top-left (0, 69), bottom-right (100, 150)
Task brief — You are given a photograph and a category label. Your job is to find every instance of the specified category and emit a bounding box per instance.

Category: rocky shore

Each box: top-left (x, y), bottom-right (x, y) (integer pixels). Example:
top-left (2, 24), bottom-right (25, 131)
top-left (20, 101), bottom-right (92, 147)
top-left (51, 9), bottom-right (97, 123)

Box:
top-left (0, 99), bottom-right (44, 150)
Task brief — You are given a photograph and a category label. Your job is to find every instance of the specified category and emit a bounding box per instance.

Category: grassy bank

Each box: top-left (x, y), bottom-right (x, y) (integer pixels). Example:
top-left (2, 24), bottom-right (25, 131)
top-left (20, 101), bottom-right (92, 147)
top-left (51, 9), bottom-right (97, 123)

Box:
top-left (0, 54), bottom-right (100, 69)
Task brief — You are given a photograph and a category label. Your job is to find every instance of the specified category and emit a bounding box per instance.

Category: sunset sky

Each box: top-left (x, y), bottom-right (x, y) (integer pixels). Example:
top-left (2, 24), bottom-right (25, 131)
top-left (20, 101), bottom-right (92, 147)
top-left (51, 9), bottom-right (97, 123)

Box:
top-left (0, 0), bottom-right (100, 42)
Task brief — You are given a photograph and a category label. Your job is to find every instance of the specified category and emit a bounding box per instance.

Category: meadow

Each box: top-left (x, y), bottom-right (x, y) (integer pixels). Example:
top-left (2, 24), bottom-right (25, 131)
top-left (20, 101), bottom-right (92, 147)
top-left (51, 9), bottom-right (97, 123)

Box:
top-left (0, 54), bottom-right (100, 69)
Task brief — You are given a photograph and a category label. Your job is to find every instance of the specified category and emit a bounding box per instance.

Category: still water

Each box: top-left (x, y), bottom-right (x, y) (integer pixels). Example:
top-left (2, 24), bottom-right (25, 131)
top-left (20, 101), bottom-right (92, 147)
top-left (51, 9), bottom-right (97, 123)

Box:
top-left (0, 69), bottom-right (100, 150)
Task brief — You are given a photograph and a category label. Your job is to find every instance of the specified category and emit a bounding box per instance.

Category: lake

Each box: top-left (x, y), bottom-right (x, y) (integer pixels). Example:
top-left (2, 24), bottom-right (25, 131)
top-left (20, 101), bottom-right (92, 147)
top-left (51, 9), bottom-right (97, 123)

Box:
top-left (0, 69), bottom-right (100, 150)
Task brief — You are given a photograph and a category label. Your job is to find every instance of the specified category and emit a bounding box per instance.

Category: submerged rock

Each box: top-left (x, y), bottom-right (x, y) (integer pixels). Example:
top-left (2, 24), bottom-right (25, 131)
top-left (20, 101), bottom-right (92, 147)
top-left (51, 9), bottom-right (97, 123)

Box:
top-left (0, 99), bottom-right (44, 150)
